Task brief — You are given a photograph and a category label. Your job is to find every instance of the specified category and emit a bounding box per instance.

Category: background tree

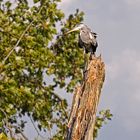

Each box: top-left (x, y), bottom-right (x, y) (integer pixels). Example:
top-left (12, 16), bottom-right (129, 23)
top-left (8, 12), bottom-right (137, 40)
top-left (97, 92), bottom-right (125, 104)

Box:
top-left (0, 0), bottom-right (112, 139)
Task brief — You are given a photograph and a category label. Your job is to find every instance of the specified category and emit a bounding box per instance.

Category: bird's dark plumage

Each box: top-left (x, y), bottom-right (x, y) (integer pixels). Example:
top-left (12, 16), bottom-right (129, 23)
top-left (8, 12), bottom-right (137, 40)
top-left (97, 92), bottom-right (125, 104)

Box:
top-left (66, 23), bottom-right (98, 55)
top-left (78, 24), bottom-right (98, 54)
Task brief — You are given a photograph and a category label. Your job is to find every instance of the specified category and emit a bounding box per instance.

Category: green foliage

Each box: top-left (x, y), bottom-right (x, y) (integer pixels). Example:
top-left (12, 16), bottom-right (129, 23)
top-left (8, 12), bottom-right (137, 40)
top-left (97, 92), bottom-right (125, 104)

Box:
top-left (0, 0), bottom-right (85, 139)
top-left (0, 0), bottom-right (112, 139)
top-left (0, 133), bottom-right (8, 140)
top-left (93, 109), bottom-right (113, 140)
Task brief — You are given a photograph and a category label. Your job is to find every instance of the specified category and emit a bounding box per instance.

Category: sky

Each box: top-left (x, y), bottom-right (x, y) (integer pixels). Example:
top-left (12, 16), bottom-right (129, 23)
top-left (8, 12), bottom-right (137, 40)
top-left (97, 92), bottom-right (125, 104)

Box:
top-left (59, 0), bottom-right (140, 140)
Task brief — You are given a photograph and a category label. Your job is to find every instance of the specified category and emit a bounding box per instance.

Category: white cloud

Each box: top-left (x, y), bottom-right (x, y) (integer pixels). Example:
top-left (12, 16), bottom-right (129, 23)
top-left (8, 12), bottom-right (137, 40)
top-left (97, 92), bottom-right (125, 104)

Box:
top-left (104, 48), bottom-right (140, 133)
top-left (106, 61), bottom-right (120, 81)
top-left (106, 49), bottom-right (140, 83)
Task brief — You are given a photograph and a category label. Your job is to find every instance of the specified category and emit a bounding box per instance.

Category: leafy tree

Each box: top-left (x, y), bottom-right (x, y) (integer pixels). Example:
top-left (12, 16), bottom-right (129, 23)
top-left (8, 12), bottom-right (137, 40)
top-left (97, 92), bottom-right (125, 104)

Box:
top-left (0, 0), bottom-right (112, 139)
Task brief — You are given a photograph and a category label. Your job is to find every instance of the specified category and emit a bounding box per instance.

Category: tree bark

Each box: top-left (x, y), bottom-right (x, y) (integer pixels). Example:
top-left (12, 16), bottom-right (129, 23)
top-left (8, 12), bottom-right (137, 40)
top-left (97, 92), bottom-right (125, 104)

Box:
top-left (66, 55), bottom-right (105, 140)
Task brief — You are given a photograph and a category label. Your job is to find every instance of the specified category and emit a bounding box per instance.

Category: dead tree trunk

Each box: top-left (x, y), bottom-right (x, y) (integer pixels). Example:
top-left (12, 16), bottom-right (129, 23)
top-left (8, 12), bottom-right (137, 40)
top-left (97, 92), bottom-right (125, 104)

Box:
top-left (66, 56), bottom-right (105, 140)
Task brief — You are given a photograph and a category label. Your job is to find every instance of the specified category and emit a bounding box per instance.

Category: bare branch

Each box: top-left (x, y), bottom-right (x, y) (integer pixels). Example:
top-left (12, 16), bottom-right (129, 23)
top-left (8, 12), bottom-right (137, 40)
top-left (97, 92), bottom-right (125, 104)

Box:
top-left (2, 21), bottom-right (33, 64)
top-left (2, 5), bottom-right (44, 64)
top-left (29, 116), bottom-right (45, 139)
top-left (0, 108), bottom-right (28, 140)
top-left (12, 125), bottom-right (28, 140)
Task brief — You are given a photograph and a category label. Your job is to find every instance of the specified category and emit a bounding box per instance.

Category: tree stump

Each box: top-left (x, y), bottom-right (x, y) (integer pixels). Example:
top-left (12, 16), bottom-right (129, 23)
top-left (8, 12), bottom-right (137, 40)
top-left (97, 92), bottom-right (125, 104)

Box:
top-left (66, 56), bottom-right (105, 140)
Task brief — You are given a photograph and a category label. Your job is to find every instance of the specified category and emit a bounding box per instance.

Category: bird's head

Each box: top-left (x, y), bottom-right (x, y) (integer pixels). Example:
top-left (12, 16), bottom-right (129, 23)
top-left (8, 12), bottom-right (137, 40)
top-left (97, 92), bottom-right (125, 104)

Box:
top-left (65, 23), bottom-right (85, 34)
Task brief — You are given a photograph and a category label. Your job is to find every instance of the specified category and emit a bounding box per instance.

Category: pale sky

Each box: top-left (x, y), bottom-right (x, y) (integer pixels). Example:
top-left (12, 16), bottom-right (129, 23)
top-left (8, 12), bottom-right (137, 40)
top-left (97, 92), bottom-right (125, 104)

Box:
top-left (59, 0), bottom-right (140, 140)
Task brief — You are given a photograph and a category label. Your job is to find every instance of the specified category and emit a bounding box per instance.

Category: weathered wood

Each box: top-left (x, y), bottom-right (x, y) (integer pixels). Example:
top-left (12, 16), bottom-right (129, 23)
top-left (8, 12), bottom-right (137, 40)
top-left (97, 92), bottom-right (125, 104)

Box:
top-left (66, 56), bottom-right (105, 140)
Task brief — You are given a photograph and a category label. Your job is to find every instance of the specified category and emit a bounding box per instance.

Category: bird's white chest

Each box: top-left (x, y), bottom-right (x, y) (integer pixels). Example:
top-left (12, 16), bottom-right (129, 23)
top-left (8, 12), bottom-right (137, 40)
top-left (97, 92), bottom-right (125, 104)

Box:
top-left (89, 32), bottom-right (93, 39)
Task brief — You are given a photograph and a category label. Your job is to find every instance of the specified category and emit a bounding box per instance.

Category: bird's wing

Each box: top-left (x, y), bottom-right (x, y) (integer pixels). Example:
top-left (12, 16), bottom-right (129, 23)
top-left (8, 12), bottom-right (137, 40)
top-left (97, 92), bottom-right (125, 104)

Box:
top-left (80, 30), bottom-right (92, 44)
top-left (91, 32), bottom-right (97, 38)
top-left (89, 32), bottom-right (98, 47)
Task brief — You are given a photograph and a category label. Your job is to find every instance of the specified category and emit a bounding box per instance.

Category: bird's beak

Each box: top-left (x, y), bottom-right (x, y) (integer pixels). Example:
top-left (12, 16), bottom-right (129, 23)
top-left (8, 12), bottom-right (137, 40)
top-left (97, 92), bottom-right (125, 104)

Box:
top-left (65, 27), bottom-right (80, 35)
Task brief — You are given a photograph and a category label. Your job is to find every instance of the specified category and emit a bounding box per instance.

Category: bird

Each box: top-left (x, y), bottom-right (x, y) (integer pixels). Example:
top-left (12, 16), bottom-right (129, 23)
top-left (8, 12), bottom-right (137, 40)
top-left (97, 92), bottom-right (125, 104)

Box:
top-left (65, 23), bottom-right (98, 57)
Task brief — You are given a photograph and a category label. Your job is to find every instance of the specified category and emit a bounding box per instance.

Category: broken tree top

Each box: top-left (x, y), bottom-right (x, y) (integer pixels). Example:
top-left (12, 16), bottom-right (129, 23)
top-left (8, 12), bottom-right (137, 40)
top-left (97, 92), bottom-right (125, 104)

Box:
top-left (66, 56), bottom-right (105, 140)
